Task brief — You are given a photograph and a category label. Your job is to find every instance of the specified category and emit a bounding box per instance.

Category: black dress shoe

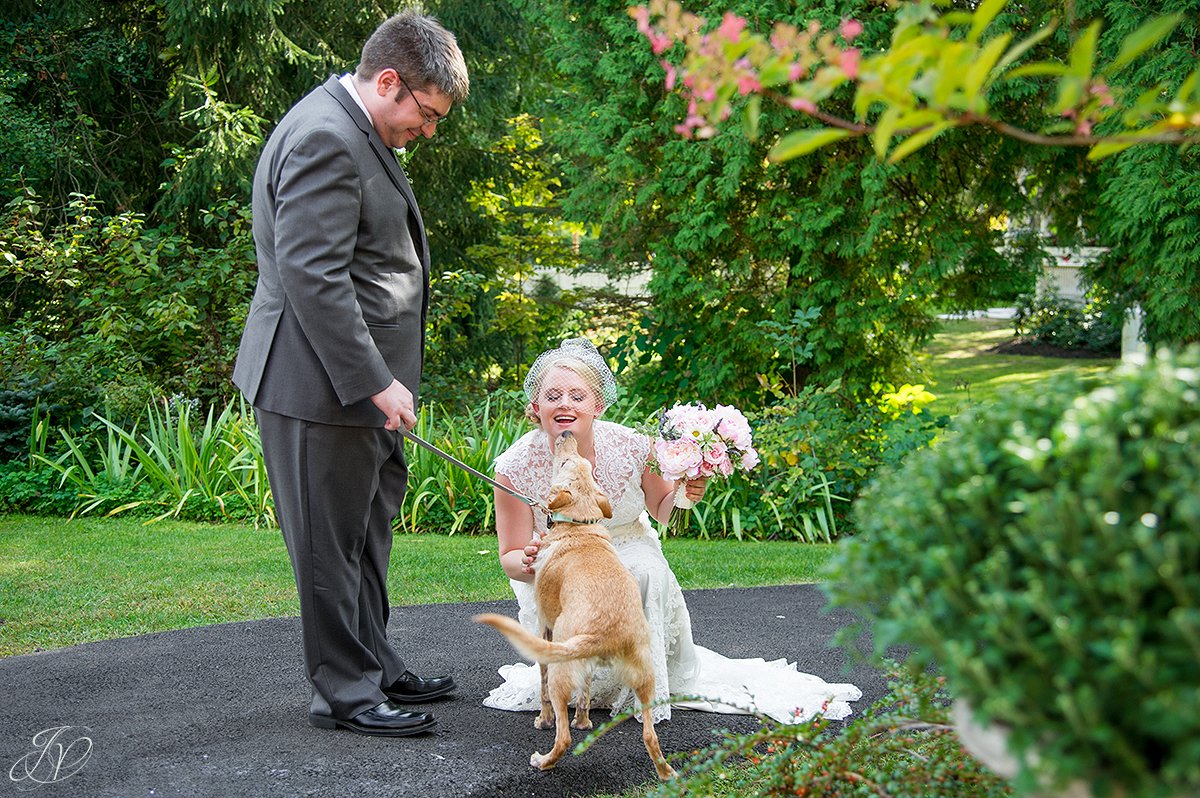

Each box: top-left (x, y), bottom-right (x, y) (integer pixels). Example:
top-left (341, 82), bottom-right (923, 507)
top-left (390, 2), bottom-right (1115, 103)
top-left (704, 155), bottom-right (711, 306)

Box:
top-left (382, 670), bottom-right (457, 702)
top-left (309, 700), bottom-right (436, 737)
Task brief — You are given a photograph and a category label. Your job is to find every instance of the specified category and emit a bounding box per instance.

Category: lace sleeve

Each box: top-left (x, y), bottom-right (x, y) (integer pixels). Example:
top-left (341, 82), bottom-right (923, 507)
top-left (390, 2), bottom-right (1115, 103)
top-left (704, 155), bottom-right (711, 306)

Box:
top-left (494, 429), bottom-right (541, 478)
top-left (493, 430), bottom-right (553, 534)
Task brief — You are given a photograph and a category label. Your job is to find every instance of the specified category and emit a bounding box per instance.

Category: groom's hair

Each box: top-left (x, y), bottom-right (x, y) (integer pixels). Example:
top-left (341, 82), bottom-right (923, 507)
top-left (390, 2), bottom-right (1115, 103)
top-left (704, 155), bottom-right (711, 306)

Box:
top-left (357, 9), bottom-right (470, 104)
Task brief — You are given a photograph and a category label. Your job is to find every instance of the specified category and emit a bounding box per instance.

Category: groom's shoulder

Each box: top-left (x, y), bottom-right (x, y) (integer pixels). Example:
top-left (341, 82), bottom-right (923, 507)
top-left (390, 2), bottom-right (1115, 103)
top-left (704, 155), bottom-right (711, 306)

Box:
top-left (262, 86), bottom-right (360, 162)
top-left (281, 84), bottom-right (354, 131)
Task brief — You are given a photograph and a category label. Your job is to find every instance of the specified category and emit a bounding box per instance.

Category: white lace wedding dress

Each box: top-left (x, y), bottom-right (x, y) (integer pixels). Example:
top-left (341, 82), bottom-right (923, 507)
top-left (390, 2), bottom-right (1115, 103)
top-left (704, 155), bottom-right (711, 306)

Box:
top-left (482, 420), bottom-right (863, 724)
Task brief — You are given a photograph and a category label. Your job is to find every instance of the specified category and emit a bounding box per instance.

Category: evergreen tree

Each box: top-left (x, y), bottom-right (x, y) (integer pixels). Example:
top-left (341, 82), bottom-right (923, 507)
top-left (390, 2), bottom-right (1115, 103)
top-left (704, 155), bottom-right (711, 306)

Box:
top-left (516, 0), bottom-right (1048, 406)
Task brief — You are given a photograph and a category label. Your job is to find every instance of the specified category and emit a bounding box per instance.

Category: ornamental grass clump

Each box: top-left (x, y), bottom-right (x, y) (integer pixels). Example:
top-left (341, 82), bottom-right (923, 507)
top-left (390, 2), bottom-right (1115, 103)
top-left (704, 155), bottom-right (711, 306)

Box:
top-left (824, 348), bottom-right (1200, 798)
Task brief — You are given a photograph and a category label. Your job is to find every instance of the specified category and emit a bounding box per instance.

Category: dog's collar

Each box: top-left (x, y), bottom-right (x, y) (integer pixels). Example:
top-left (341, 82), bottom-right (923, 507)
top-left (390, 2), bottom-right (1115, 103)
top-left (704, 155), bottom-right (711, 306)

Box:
top-left (546, 511), bottom-right (605, 527)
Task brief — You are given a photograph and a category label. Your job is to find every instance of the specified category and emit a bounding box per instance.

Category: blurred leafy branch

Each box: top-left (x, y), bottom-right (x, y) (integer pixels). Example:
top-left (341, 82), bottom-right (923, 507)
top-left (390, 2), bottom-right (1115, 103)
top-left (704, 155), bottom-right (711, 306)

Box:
top-left (633, 0), bottom-right (1200, 162)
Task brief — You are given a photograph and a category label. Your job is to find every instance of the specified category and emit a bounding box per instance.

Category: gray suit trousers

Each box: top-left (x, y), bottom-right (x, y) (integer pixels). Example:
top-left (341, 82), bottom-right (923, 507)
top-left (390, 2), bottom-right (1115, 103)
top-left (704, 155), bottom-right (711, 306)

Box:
top-left (255, 408), bottom-right (408, 718)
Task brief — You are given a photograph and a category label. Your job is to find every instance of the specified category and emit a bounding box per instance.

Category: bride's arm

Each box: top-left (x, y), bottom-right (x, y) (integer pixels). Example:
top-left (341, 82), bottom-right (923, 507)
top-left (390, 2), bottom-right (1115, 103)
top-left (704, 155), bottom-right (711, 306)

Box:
top-left (642, 467), bottom-right (710, 524)
top-left (642, 468), bottom-right (676, 524)
top-left (496, 474), bottom-right (538, 583)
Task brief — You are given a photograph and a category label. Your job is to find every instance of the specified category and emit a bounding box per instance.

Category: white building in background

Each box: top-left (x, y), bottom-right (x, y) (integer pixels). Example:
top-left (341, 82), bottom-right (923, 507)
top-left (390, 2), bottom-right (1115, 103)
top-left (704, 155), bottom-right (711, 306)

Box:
top-left (1035, 245), bottom-right (1145, 361)
top-left (526, 267), bottom-right (652, 297)
top-left (1037, 246), bottom-right (1108, 303)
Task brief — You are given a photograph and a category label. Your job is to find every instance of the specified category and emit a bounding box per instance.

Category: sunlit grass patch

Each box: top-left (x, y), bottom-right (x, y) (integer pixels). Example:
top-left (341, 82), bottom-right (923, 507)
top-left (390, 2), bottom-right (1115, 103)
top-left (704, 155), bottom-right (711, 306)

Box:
top-left (920, 319), bottom-right (1118, 416)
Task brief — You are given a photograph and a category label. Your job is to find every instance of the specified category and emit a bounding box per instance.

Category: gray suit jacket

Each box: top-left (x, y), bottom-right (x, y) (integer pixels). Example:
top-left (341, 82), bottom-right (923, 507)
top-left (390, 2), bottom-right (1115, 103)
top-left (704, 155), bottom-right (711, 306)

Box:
top-left (234, 77), bottom-right (429, 426)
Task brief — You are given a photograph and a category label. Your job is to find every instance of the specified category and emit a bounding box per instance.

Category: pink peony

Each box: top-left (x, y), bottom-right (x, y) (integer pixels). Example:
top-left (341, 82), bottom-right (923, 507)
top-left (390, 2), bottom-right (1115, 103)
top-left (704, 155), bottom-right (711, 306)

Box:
top-left (714, 405), bottom-right (753, 449)
top-left (702, 438), bottom-right (729, 466)
top-left (739, 446), bottom-right (761, 471)
top-left (656, 438), bottom-right (704, 481)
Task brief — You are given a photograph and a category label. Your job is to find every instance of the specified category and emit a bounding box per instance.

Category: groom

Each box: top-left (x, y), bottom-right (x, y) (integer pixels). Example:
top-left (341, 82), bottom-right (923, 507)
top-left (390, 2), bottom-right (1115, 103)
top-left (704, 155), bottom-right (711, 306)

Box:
top-left (233, 11), bottom-right (469, 736)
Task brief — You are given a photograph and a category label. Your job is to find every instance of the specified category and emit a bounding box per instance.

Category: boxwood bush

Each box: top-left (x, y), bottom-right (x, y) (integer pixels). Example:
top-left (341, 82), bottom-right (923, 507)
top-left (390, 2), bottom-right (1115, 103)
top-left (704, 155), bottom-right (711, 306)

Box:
top-left (824, 349), bottom-right (1200, 797)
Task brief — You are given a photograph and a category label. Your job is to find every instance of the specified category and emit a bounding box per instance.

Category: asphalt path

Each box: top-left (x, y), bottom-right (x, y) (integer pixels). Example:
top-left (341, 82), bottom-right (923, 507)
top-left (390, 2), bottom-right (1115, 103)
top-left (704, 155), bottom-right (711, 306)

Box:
top-left (1, 585), bottom-right (887, 798)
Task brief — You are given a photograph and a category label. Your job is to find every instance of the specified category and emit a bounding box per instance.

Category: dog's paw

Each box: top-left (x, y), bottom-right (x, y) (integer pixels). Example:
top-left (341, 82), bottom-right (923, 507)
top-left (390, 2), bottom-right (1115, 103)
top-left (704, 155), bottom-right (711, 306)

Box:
top-left (530, 752), bottom-right (556, 771)
top-left (533, 715), bottom-right (554, 730)
top-left (570, 718), bottom-right (593, 730)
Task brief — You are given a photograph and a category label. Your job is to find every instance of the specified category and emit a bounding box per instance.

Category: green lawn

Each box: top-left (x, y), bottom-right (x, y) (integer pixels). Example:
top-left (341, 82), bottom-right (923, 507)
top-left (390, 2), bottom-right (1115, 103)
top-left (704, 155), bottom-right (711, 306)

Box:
top-left (0, 514), bottom-right (834, 657)
top-left (919, 318), bottom-right (1118, 416)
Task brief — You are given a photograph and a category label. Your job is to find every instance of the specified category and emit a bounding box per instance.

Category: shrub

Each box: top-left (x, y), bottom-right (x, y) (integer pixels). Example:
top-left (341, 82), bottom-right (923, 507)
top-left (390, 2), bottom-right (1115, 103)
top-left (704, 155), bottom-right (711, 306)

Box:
top-left (0, 192), bottom-right (257, 450)
top-left (34, 396), bottom-right (273, 525)
top-left (0, 462), bottom-right (78, 516)
top-left (705, 381), bottom-right (946, 542)
top-left (595, 665), bottom-right (1012, 797)
top-left (1012, 291), bottom-right (1122, 354)
top-left (6, 384), bottom-right (945, 540)
top-left (398, 395), bottom-right (529, 535)
top-left (824, 349), bottom-right (1200, 797)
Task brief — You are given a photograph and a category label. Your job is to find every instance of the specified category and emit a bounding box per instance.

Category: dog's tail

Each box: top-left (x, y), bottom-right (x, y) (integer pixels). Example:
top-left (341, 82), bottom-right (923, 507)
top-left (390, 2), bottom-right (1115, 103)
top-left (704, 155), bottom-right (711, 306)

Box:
top-left (474, 613), bottom-right (602, 664)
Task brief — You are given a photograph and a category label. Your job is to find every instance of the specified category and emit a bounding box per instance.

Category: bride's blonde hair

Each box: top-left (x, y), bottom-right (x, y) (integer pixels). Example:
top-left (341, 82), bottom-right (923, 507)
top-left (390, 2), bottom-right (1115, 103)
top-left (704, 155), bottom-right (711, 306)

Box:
top-left (522, 338), bottom-right (618, 427)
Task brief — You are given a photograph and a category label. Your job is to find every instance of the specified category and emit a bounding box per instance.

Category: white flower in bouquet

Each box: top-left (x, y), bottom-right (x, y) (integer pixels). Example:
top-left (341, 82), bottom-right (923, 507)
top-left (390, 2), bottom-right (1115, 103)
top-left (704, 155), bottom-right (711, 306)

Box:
top-left (664, 404), bottom-right (716, 443)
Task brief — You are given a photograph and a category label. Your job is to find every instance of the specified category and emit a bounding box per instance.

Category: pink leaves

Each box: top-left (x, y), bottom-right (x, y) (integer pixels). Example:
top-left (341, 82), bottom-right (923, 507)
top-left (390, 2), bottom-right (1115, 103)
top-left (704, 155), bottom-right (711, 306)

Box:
top-left (662, 60), bottom-right (677, 90)
top-left (788, 97), bottom-right (817, 114)
top-left (632, 3), bottom-right (862, 143)
top-left (632, 5), bottom-right (674, 55)
top-left (734, 58), bottom-right (760, 95)
top-left (838, 48), bottom-right (861, 80)
top-left (717, 12), bottom-right (747, 43)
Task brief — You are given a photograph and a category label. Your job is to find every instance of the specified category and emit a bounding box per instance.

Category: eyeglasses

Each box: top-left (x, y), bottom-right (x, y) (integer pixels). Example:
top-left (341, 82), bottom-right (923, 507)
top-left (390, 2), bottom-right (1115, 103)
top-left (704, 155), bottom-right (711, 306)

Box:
top-left (395, 73), bottom-right (448, 128)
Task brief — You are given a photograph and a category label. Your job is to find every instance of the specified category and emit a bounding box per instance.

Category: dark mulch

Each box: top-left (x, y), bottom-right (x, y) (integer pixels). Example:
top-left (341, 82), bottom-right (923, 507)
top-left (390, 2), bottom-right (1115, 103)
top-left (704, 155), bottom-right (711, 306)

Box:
top-left (987, 338), bottom-right (1118, 360)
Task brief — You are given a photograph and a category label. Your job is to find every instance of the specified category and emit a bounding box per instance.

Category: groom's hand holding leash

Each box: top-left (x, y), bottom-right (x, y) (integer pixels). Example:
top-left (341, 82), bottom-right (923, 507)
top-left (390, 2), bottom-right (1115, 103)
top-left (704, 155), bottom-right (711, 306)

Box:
top-left (372, 379), bottom-right (417, 431)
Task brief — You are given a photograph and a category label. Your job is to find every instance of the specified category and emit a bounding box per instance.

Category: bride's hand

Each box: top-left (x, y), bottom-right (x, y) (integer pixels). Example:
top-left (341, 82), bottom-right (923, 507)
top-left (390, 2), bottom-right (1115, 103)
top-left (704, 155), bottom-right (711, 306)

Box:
top-left (521, 538), bottom-right (542, 574)
top-left (682, 477), bottom-right (707, 503)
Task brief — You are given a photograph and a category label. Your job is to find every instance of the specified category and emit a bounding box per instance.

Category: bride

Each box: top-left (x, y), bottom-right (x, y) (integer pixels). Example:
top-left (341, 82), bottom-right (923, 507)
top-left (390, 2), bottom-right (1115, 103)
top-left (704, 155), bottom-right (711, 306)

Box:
top-left (484, 338), bottom-right (861, 724)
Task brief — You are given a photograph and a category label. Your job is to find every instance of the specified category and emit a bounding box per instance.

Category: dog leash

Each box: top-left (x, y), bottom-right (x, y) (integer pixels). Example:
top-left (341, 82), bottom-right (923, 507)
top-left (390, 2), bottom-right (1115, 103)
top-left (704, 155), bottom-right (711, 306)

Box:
top-left (398, 426), bottom-right (550, 515)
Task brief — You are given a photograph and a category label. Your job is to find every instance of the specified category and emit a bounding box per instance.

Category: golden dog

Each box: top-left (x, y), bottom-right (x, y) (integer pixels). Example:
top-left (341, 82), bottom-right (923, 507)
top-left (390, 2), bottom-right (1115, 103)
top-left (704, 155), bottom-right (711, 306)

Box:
top-left (476, 432), bottom-right (674, 780)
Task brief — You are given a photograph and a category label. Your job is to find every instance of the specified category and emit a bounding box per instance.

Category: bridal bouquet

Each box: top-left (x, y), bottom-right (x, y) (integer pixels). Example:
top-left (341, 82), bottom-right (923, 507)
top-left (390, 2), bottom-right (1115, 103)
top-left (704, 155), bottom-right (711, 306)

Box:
top-left (652, 402), bottom-right (760, 532)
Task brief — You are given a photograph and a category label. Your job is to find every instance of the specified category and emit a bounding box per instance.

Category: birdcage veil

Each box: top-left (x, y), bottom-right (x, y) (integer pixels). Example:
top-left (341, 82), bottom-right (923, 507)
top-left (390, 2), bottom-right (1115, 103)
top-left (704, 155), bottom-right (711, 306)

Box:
top-left (523, 338), bottom-right (618, 418)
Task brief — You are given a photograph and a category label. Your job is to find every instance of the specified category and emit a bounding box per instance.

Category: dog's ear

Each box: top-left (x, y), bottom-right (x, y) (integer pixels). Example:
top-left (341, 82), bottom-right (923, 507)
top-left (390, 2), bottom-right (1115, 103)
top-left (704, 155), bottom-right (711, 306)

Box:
top-left (548, 487), bottom-right (573, 511)
top-left (597, 494), bottom-right (613, 519)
